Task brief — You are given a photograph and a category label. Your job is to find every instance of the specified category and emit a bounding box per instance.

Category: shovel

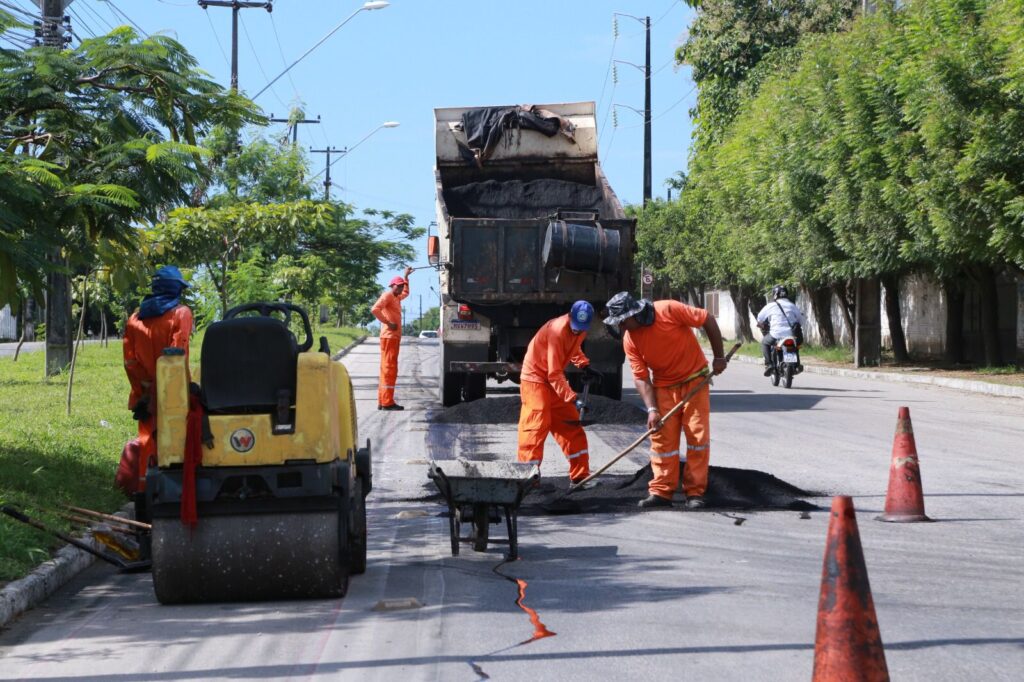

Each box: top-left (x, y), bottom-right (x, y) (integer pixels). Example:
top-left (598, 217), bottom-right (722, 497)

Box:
top-left (544, 342), bottom-right (742, 513)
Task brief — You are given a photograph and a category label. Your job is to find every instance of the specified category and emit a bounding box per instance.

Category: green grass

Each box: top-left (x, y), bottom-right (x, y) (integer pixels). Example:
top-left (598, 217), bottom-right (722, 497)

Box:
top-left (731, 339), bottom-right (852, 364)
top-left (316, 326), bottom-right (365, 354)
top-left (974, 365), bottom-right (1022, 376)
top-left (0, 343), bottom-right (137, 582)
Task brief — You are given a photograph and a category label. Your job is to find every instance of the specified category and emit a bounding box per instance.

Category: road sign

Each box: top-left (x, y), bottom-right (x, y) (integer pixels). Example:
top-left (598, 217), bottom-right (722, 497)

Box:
top-left (642, 272), bottom-right (653, 286)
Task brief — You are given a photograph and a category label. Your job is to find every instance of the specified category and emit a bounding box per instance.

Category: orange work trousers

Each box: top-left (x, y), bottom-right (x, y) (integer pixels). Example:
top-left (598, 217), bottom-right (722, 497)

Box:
top-left (517, 381), bottom-right (590, 481)
top-left (648, 382), bottom-right (711, 500)
top-left (378, 337), bottom-right (401, 407)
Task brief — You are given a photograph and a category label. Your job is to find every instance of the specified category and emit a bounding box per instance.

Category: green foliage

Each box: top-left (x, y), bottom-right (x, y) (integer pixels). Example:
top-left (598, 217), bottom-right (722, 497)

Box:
top-left (651, 0), bottom-right (1024, 306)
top-left (0, 16), bottom-right (262, 309)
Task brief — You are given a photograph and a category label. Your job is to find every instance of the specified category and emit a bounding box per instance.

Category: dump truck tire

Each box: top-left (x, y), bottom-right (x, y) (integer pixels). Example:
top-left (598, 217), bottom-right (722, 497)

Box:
top-left (151, 510), bottom-right (348, 604)
top-left (350, 477), bottom-right (368, 575)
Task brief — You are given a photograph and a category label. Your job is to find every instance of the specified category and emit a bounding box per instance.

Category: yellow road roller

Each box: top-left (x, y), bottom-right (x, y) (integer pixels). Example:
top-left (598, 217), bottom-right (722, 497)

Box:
top-left (147, 303), bottom-right (370, 603)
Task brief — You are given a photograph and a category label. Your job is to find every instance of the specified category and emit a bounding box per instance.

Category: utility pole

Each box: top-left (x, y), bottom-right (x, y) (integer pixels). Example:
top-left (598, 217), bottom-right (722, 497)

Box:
top-left (418, 294), bottom-right (422, 334)
top-left (643, 15), bottom-right (652, 206)
top-left (309, 146), bottom-right (341, 200)
top-left (39, 0), bottom-right (73, 377)
top-left (197, 1), bottom-right (273, 92)
top-left (270, 113), bottom-right (321, 146)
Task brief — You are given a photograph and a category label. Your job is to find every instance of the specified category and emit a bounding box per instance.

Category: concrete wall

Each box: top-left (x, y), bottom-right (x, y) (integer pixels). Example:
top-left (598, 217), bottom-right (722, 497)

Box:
top-left (0, 305), bottom-right (15, 341)
top-left (706, 271), bottom-right (1024, 364)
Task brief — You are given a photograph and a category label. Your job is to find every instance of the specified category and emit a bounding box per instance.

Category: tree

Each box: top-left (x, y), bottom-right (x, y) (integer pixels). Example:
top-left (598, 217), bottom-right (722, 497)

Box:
top-left (0, 18), bottom-right (262, 310)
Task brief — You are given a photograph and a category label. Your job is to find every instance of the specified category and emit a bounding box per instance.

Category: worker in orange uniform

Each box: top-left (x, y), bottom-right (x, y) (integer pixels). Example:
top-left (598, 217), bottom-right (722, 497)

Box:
top-left (603, 292), bottom-right (728, 509)
top-left (517, 301), bottom-right (600, 485)
top-left (122, 266), bottom-right (193, 495)
top-left (371, 266), bottom-right (413, 411)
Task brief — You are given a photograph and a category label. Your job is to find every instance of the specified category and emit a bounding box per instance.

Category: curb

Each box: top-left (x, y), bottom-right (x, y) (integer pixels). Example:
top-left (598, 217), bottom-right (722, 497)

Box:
top-left (332, 335), bottom-right (367, 361)
top-left (0, 505), bottom-right (133, 630)
top-left (729, 353), bottom-right (1024, 399)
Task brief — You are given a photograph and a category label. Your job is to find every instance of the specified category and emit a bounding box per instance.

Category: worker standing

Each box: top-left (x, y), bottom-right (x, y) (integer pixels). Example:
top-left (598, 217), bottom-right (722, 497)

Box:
top-left (371, 266), bottom-right (413, 411)
top-left (603, 292), bottom-right (728, 509)
top-left (122, 266), bottom-right (193, 495)
top-left (517, 301), bottom-right (600, 485)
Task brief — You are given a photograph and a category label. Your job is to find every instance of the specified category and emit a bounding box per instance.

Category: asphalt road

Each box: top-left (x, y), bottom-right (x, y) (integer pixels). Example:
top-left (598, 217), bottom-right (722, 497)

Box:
top-left (1, 337), bottom-right (1022, 681)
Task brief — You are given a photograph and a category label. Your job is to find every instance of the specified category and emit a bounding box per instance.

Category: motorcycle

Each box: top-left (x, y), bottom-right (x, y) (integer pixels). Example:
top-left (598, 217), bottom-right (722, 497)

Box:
top-left (768, 336), bottom-right (803, 389)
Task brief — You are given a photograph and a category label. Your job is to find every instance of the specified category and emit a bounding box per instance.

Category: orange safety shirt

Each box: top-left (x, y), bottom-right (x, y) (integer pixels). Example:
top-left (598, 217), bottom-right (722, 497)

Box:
top-left (623, 300), bottom-right (708, 387)
top-left (520, 314), bottom-right (590, 403)
top-left (371, 280), bottom-right (410, 340)
top-left (123, 305), bottom-right (193, 408)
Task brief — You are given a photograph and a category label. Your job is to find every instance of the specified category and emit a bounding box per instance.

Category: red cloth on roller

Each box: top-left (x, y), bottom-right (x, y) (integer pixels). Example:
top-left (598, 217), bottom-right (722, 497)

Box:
top-left (181, 394), bottom-right (205, 528)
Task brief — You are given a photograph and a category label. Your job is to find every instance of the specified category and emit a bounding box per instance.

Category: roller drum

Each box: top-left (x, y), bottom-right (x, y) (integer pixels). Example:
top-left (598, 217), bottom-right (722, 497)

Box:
top-left (152, 511), bottom-right (347, 604)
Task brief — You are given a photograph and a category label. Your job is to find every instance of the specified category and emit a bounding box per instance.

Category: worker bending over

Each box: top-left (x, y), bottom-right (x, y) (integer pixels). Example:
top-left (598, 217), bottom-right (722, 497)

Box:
top-left (371, 266), bottom-right (413, 410)
top-left (603, 292), bottom-right (728, 509)
top-left (123, 266), bottom-right (193, 493)
top-left (517, 301), bottom-right (600, 485)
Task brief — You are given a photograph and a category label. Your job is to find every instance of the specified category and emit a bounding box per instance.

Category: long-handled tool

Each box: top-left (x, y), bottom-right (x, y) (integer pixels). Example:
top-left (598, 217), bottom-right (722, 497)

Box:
top-left (545, 343), bottom-right (742, 513)
top-left (1, 506), bottom-right (151, 572)
top-left (564, 378), bottom-right (596, 427)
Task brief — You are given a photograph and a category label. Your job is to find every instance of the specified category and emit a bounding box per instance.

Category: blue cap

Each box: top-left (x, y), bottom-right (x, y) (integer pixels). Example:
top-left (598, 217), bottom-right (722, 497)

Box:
top-left (569, 300), bottom-right (594, 332)
top-left (154, 265), bottom-right (189, 288)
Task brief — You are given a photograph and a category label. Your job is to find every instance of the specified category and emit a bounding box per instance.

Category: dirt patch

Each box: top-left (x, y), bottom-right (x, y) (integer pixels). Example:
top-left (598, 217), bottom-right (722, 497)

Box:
top-left (444, 179), bottom-right (605, 220)
top-left (430, 395), bottom-right (646, 425)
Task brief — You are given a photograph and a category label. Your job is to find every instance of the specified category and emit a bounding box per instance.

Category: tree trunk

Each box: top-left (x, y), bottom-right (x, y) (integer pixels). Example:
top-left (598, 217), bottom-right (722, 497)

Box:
top-left (974, 265), bottom-right (1002, 366)
top-left (66, 277), bottom-right (88, 416)
top-left (23, 297), bottom-right (36, 342)
top-left (834, 281), bottom-right (855, 339)
top-left (808, 285), bottom-right (836, 347)
top-left (943, 277), bottom-right (965, 365)
top-left (729, 285), bottom-right (754, 342)
top-left (13, 325), bottom-right (26, 362)
top-left (881, 274), bottom-right (909, 363)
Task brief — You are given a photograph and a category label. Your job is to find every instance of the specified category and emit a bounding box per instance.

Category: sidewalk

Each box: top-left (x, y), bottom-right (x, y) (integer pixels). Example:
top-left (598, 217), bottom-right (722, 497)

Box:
top-left (729, 352), bottom-right (1024, 399)
top-left (0, 340), bottom-right (103, 357)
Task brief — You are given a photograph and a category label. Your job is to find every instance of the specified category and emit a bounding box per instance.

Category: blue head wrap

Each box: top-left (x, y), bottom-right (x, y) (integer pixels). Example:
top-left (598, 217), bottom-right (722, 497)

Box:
top-left (138, 266), bottom-right (188, 320)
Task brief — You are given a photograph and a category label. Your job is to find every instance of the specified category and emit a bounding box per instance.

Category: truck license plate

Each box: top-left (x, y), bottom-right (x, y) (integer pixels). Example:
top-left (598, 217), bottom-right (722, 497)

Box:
top-left (783, 352), bottom-right (798, 363)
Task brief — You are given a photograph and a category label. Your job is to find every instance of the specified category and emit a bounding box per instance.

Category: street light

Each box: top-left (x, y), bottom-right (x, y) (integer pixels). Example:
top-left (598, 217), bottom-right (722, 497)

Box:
top-left (251, 1), bottom-right (390, 100)
top-left (310, 121), bottom-right (400, 181)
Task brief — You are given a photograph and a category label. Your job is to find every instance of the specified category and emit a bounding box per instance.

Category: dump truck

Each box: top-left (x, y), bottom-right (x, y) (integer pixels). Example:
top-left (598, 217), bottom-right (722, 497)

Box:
top-left (147, 303), bottom-right (371, 603)
top-left (430, 101), bottom-right (636, 406)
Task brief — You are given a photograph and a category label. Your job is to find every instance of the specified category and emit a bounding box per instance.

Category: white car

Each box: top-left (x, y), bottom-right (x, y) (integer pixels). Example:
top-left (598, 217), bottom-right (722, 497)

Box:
top-left (418, 330), bottom-right (438, 339)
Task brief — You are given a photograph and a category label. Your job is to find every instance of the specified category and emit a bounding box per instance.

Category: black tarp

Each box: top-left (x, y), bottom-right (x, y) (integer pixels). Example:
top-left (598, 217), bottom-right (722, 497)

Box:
top-left (457, 105), bottom-right (575, 165)
top-left (444, 179), bottom-right (605, 219)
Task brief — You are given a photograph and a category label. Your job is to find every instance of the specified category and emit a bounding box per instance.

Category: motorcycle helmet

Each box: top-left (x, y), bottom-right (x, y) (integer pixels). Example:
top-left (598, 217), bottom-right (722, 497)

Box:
top-left (771, 284), bottom-right (789, 301)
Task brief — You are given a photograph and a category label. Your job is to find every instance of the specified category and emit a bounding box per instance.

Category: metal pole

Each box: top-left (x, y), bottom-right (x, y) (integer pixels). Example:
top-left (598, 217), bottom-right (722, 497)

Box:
top-left (230, 3), bottom-right (238, 91)
top-left (643, 15), bottom-right (652, 206)
top-left (419, 294), bottom-right (422, 333)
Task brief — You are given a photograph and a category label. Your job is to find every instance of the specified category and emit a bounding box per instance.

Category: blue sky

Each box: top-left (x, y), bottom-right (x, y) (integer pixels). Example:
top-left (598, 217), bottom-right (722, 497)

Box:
top-left (31, 0), bottom-right (697, 290)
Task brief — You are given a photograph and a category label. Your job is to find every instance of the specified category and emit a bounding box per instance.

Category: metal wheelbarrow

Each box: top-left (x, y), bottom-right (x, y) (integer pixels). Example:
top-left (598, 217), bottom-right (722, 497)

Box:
top-left (428, 460), bottom-right (540, 560)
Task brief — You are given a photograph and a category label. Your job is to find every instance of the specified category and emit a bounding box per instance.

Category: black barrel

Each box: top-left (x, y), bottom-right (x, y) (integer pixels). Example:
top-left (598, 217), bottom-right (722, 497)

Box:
top-left (542, 220), bottom-right (621, 274)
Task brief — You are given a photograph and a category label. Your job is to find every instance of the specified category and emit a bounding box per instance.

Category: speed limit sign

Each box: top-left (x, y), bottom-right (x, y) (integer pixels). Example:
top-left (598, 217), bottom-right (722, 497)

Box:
top-left (642, 272), bottom-right (653, 286)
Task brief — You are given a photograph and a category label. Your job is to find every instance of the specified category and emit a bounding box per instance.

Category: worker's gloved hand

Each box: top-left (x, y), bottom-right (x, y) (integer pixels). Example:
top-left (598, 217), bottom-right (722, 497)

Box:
top-left (131, 397), bottom-right (151, 421)
top-left (582, 366), bottom-right (603, 385)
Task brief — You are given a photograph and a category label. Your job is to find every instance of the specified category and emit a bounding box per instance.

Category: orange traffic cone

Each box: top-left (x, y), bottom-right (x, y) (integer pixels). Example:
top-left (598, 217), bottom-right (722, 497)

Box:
top-left (877, 406), bottom-right (931, 523)
top-left (813, 496), bottom-right (890, 682)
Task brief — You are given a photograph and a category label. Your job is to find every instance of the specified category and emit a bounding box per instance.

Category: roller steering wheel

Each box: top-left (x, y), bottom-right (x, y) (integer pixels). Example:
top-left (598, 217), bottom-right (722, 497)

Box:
top-left (224, 302), bottom-right (314, 352)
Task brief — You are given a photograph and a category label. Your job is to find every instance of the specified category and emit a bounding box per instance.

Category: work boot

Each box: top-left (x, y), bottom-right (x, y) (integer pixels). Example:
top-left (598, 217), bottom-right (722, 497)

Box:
top-left (638, 494), bottom-right (673, 509)
top-left (570, 478), bottom-right (600, 491)
top-left (684, 496), bottom-right (706, 510)
top-left (381, 403), bottom-right (405, 411)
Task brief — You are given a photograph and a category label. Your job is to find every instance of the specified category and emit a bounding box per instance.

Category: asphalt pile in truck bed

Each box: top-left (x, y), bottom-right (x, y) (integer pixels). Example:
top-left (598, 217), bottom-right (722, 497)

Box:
top-left (518, 464), bottom-right (820, 515)
top-left (430, 395), bottom-right (646, 425)
top-left (444, 178), bottom-right (605, 219)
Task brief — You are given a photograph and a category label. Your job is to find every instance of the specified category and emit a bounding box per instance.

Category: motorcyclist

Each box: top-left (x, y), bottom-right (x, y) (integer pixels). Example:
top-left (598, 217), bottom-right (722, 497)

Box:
top-left (755, 285), bottom-right (807, 376)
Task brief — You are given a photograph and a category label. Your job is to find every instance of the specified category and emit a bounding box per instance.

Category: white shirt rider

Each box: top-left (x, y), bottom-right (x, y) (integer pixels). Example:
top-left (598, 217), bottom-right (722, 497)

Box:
top-left (756, 298), bottom-right (806, 339)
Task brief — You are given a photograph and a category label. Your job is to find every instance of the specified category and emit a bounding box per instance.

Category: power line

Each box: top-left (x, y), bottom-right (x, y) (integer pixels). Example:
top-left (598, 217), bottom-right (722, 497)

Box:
top-left (77, 0), bottom-right (115, 33)
top-left (103, 1), bottom-right (148, 36)
top-left (67, 8), bottom-right (98, 38)
top-left (238, 11), bottom-right (286, 107)
top-left (268, 12), bottom-right (301, 100)
top-left (202, 6), bottom-right (231, 70)
top-left (0, 0), bottom-right (40, 21)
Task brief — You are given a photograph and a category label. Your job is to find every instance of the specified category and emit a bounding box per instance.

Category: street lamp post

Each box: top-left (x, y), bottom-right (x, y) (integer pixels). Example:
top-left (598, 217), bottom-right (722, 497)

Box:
top-left (251, 1), bottom-right (390, 100)
top-left (309, 121), bottom-right (400, 187)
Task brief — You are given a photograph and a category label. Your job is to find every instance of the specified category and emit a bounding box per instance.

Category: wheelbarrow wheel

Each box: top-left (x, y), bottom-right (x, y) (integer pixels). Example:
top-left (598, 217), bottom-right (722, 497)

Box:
top-left (449, 506), bottom-right (460, 556)
top-left (471, 503), bottom-right (489, 552)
